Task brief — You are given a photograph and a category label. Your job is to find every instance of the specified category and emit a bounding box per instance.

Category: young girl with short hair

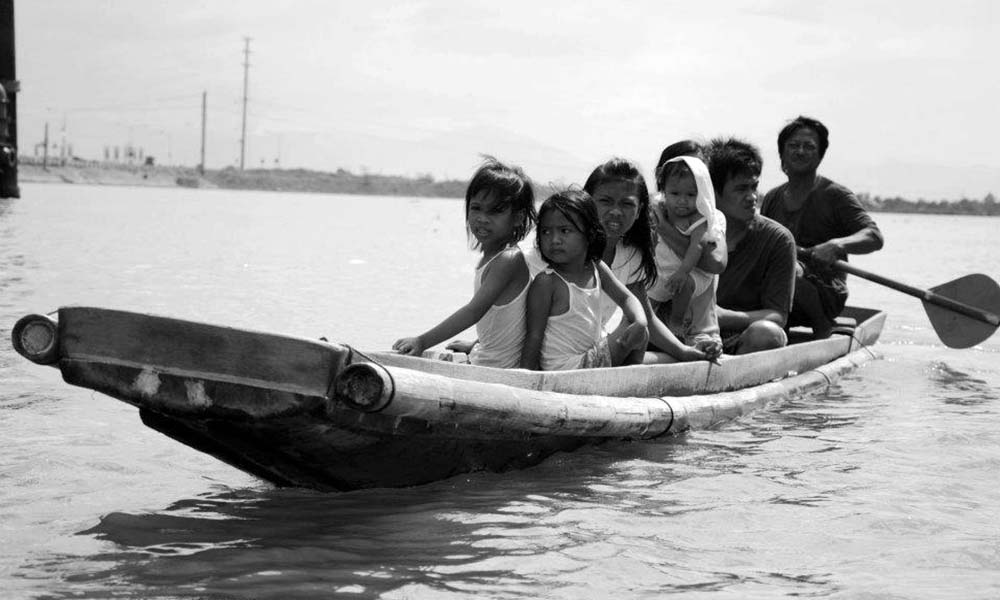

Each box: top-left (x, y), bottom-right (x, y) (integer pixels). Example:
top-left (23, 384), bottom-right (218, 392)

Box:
top-left (520, 190), bottom-right (648, 371)
top-left (393, 157), bottom-right (536, 368)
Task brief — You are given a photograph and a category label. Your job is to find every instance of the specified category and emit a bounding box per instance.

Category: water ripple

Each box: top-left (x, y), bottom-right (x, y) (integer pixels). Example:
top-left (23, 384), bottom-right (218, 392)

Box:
top-left (5, 191), bottom-right (1000, 599)
top-left (927, 360), bottom-right (999, 407)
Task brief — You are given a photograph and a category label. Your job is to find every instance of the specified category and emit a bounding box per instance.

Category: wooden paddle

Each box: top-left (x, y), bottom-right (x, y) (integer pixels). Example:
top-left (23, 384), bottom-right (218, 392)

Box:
top-left (831, 259), bottom-right (1000, 349)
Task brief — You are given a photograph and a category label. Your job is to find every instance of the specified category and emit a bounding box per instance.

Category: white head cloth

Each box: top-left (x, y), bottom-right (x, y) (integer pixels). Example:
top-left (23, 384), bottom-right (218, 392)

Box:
top-left (663, 155), bottom-right (722, 242)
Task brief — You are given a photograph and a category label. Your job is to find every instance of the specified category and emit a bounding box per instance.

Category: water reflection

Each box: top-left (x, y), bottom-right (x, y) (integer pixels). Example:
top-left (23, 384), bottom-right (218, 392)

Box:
top-left (29, 431), bottom-right (847, 599)
top-left (38, 445), bottom-right (647, 599)
top-left (927, 360), bottom-right (998, 407)
top-left (0, 198), bottom-right (29, 378)
top-left (0, 209), bottom-right (30, 324)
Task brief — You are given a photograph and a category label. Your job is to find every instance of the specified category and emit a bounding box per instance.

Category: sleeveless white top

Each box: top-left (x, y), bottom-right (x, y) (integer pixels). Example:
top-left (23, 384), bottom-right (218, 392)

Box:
top-left (518, 241), bottom-right (548, 278)
top-left (540, 264), bottom-right (605, 371)
top-left (524, 240), bottom-right (641, 333)
top-left (468, 250), bottom-right (529, 369)
top-left (600, 241), bottom-right (644, 332)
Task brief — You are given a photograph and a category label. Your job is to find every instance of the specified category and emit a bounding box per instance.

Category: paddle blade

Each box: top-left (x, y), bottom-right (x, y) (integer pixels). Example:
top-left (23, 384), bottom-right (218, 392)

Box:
top-left (923, 273), bottom-right (1000, 348)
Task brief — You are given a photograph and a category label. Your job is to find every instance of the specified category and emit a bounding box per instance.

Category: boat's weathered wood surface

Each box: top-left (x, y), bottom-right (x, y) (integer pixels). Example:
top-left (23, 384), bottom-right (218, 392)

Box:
top-left (668, 345), bottom-right (877, 432)
top-left (12, 305), bottom-right (885, 491)
top-left (138, 407), bottom-right (591, 491)
top-left (368, 307), bottom-right (882, 398)
top-left (60, 306), bottom-right (349, 397)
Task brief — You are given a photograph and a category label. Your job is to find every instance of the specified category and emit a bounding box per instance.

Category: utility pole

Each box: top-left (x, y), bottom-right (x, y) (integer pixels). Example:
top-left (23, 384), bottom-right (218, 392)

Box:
top-left (239, 37), bottom-right (250, 170)
top-left (199, 90), bottom-right (206, 174)
top-left (60, 116), bottom-right (66, 165)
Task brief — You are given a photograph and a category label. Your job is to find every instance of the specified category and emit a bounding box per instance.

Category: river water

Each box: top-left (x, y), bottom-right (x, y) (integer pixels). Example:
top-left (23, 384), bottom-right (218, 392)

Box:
top-left (2, 183), bottom-right (998, 599)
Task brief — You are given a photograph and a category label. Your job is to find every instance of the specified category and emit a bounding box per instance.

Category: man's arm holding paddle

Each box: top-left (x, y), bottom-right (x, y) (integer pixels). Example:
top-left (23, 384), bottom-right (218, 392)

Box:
top-left (806, 225), bottom-right (883, 266)
top-left (801, 246), bottom-right (999, 348)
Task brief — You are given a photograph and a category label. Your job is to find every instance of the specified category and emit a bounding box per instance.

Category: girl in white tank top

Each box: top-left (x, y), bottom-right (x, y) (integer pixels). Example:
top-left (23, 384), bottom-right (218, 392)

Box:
top-left (521, 190), bottom-right (650, 371)
top-left (538, 264), bottom-right (605, 370)
top-left (393, 158), bottom-right (537, 367)
top-left (467, 249), bottom-right (530, 368)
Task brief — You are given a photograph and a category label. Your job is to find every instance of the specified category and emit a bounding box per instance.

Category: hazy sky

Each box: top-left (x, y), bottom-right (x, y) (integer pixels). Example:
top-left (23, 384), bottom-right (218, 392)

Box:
top-left (16, 1), bottom-right (1000, 198)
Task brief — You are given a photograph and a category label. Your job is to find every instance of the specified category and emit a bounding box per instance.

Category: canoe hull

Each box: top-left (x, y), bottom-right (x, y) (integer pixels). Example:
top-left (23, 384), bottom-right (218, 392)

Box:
top-left (15, 306), bottom-right (885, 491)
top-left (139, 409), bottom-right (590, 492)
top-left (59, 357), bottom-right (592, 491)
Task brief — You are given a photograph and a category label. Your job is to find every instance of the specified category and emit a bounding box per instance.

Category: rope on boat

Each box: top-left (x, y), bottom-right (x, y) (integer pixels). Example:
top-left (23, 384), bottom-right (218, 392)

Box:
top-left (852, 332), bottom-right (879, 360)
top-left (808, 332), bottom-right (880, 389)
top-left (703, 358), bottom-right (717, 388)
top-left (661, 397), bottom-right (675, 437)
top-left (645, 397), bottom-right (675, 440)
top-left (813, 365), bottom-right (834, 387)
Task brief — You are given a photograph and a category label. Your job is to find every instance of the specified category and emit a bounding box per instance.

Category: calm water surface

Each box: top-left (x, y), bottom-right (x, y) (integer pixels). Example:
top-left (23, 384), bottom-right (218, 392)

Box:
top-left (1, 184), bottom-right (999, 599)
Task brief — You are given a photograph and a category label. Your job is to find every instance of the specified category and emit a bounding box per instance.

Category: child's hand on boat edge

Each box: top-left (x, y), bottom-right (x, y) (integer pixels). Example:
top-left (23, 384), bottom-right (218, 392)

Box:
top-left (695, 339), bottom-right (723, 364)
top-left (393, 336), bottom-right (425, 356)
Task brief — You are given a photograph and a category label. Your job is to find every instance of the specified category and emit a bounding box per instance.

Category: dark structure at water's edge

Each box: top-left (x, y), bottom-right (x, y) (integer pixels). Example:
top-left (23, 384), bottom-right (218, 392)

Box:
top-left (0, 0), bottom-right (19, 199)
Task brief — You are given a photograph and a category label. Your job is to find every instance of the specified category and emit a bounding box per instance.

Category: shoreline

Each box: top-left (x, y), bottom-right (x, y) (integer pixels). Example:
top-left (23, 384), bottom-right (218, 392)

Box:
top-left (14, 161), bottom-right (998, 216)
top-left (16, 160), bottom-right (468, 198)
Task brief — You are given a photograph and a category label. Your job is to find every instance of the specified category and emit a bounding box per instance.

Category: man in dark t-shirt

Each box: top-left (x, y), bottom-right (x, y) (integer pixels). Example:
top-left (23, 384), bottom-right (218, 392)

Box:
top-left (715, 216), bottom-right (796, 332)
top-left (704, 138), bottom-right (796, 354)
top-left (761, 116), bottom-right (883, 338)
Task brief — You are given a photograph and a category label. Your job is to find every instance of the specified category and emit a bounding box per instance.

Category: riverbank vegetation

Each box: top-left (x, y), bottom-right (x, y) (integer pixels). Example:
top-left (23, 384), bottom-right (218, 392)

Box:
top-left (207, 166), bottom-right (469, 197)
top-left (859, 192), bottom-right (999, 216)
top-left (17, 159), bottom-right (997, 215)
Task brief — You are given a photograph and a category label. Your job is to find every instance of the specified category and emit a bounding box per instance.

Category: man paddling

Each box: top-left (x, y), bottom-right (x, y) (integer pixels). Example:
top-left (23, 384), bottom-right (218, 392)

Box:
top-left (761, 116), bottom-right (884, 338)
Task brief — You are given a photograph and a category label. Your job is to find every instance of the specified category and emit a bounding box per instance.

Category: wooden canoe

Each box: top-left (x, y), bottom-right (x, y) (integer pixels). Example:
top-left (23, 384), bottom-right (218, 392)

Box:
top-left (11, 306), bottom-right (885, 492)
